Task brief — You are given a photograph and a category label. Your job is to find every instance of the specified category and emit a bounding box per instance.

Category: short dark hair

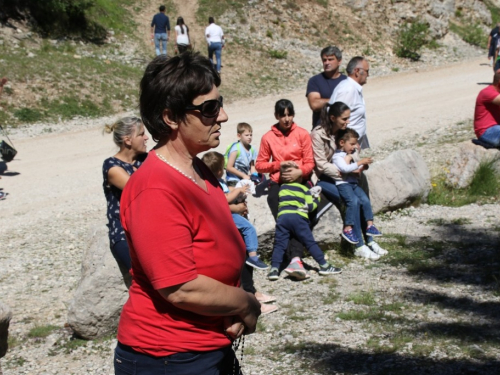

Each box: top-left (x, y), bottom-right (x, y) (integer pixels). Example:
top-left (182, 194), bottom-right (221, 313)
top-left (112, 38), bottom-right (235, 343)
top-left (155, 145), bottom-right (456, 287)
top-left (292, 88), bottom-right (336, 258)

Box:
top-left (201, 151), bottom-right (224, 175)
top-left (335, 128), bottom-right (359, 148)
top-left (159, 5), bottom-right (165, 12)
top-left (319, 101), bottom-right (351, 137)
top-left (139, 52), bottom-right (220, 142)
top-left (346, 56), bottom-right (365, 75)
top-left (320, 46), bottom-right (342, 61)
top-left (274, 99), bottom-right (295, 117)
top-left (208, 16), bottom-right (215, 24)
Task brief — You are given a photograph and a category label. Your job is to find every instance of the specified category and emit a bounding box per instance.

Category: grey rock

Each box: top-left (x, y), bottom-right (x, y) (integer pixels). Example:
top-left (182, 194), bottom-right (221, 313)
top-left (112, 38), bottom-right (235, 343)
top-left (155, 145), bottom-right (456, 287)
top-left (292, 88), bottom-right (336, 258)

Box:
top-left (0, 301), bottom-right (12, 358)
top-left (446, 141), bottom-right (500, 188)
top-left (67, 225), bottom-right (130, 339)
top-left (365, 149), bottom-right (431, 213)
top-left (430, 0), bottom-right (455, 18)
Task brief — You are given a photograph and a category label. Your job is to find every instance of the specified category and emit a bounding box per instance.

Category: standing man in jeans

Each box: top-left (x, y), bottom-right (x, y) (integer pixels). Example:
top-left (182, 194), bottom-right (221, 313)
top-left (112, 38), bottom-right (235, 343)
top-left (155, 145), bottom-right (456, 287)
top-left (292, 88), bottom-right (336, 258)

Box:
top-left (151, 5), bottom-right (170, 56)
top-left (205, 17), bottom-right (224, 74)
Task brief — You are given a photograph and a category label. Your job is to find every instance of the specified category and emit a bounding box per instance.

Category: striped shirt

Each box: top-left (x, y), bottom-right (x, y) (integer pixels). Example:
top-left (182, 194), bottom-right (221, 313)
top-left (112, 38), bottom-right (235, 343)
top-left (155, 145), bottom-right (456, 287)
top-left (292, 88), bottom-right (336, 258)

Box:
top-left (277, 183), bottom-right (319, 219)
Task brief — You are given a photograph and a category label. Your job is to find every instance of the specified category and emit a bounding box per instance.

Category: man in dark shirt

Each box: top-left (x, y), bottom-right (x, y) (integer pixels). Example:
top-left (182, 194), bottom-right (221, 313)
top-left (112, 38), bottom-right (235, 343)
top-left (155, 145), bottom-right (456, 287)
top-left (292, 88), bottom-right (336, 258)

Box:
top-left (488, 23), bottom-right (500, 67)
top-left (151, 5), bottom-right (170, 56)
top-left (306, 46), bottom-right (347, 128)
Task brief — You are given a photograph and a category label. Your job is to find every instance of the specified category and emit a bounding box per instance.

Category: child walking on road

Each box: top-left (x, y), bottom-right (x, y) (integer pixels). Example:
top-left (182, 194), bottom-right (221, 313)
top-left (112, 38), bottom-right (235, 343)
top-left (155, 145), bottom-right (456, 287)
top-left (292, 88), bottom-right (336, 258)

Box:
top-left (332, 128), bottom-right (386, 259)
top-left (267, 163), bottom-right (342, 281)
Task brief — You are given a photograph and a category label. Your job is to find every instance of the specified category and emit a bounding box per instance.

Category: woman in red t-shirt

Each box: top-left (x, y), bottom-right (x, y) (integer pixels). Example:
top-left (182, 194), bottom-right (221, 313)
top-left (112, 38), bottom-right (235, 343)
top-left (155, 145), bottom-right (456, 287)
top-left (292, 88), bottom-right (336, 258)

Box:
top-left (114, 53), bottom-right (260, 375)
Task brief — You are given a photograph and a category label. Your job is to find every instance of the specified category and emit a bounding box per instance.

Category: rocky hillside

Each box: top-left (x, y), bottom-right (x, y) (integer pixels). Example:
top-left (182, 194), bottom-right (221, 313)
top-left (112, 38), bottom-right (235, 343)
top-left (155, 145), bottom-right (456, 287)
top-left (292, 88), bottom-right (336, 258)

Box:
top-left (0, 0), bottom-right (497, 126)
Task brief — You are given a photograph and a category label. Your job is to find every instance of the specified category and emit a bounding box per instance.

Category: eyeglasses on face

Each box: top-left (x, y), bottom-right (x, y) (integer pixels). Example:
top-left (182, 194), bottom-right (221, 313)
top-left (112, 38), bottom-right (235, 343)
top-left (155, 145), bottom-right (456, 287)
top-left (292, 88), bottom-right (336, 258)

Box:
top-left (185, 96), bottom-right (223, 118)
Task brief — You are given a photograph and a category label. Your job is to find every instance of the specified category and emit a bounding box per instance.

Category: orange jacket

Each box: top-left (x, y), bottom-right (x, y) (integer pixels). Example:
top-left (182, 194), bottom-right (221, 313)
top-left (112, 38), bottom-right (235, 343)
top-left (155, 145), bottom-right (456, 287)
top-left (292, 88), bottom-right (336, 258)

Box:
top-left (255, 123), bottom-right (315, 183)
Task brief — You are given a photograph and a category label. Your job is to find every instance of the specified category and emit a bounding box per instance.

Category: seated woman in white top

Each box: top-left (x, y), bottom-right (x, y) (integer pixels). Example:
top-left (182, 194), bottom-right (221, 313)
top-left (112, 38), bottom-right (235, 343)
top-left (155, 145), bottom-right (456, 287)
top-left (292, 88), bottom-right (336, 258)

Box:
top-left (175, 16), bottom-right (190, 54)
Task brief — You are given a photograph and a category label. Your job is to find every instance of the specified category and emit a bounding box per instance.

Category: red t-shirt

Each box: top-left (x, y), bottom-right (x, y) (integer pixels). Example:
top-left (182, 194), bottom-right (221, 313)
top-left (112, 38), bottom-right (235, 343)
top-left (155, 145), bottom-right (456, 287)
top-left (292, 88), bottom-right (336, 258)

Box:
top-left (474, 85), bottom-right (500, 138)
top-left (118, 151), bottom-right (245, 357)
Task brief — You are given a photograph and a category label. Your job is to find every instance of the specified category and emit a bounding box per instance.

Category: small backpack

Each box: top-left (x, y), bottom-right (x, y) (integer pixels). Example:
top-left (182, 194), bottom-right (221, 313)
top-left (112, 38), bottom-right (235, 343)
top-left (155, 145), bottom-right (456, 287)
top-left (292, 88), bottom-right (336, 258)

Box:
top-left (223, 141), bottom-right (255, 169)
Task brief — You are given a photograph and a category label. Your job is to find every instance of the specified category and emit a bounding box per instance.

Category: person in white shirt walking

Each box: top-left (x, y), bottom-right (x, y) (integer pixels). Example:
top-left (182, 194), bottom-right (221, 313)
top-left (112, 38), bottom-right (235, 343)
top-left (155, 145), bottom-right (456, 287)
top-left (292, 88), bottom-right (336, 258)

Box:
top-left (205, 17), bottom-right (225, 74)
top-left (329, 56), bottom-right (370, 149)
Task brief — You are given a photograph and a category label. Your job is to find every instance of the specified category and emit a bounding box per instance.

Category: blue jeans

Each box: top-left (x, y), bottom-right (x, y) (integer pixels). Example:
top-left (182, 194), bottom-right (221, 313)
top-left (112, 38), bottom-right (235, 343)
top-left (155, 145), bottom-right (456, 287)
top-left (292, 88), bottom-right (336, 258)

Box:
top-left (154, 33), bottom-right (167, 56)
top-left (478, 125), bottom-right (500, 148)
top-left (232, 213), bottom-right (258, 253)
top-left (114, 342), bottom-right (239, 375)
top-left (271, 214), bottom-right (326, 269)
top-left (337, 183), bottom-right (374, 247)
top-left (317, 175), bottom-right (341, 208)
top-left (208, 42), bottom-right (222, 72)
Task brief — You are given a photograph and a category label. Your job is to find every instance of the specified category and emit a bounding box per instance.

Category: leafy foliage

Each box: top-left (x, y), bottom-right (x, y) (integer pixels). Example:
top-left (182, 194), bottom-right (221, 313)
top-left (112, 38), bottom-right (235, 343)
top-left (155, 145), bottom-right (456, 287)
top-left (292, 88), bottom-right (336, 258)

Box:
top-left (449, 21), bottom-right (486, 48)
top-left (394, 20), bottom-right (430, 61)
top-left (2, 0), bottom-right (106, 41)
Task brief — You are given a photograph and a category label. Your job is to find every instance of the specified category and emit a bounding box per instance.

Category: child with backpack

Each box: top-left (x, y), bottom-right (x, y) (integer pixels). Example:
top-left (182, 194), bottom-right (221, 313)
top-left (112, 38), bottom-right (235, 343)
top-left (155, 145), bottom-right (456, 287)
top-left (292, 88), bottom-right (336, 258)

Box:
top-left (225, 122), bottom-right (260, 186)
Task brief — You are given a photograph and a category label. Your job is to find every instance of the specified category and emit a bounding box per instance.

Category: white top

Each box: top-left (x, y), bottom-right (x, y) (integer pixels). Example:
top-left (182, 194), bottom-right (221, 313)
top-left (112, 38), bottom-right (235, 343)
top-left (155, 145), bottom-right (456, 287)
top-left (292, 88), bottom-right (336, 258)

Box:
top-left (175, 25), bottom-right (189, 45)
top-left (329, 76), bottom-right (367, 142)
top-left (332, 150), bottom-right (361, 185)
top-left (205, 23), bottom-right (224, 44)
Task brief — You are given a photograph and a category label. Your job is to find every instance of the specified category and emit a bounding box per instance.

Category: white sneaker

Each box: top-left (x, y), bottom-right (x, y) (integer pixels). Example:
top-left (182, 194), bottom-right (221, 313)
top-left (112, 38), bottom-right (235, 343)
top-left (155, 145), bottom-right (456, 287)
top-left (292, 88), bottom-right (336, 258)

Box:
top-left (354, 245), bottom-right (380, 260)
top-left (368, 241), bottom-right (388, 256)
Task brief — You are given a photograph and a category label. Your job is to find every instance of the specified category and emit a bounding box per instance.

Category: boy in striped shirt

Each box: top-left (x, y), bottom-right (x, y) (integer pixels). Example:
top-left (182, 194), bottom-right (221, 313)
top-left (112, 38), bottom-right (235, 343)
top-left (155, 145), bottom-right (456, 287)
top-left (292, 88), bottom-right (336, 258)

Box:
top-left (267, 164), bottom-right (342, 280)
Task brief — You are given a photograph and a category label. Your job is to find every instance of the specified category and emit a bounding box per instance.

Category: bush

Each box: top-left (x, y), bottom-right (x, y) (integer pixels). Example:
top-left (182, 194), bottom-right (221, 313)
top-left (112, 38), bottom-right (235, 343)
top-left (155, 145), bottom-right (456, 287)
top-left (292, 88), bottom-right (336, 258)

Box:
top-left (394, 20), bottom-right (430, 61)
top-left (2, 0), bottom-right (106, 42)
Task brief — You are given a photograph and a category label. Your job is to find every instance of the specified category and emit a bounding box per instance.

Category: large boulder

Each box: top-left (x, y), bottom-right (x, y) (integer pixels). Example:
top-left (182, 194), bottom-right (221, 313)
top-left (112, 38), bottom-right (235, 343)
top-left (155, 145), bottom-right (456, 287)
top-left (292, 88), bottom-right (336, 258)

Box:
top-left (67, 225), bottom-right (129, 340)
top-left (0, 301), bottom-right (12, 360)
top-left (446, 141), bottom-right (500, 189)
top-left (364, 149), bottom-right (431, 213)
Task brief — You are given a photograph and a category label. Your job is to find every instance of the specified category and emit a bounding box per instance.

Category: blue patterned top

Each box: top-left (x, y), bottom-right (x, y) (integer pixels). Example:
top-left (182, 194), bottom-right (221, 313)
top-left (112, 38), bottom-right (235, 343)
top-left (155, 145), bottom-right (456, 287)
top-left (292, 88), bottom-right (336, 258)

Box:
top-left (102, 155), bottom-right (145, 246)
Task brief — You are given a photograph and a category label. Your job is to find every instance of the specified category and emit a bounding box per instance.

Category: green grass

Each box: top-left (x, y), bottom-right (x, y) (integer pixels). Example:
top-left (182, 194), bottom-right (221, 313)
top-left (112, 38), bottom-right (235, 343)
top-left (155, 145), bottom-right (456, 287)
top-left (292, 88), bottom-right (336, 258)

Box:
top-left (0, 41), bottom-right (142, 127)
top-left (196, 0), bottom-right (247, 23)
top-left (449, 20), bottom-right (486, 48)
top-left (346, 291), bottom-right (376, 305)
top-left (27, 324), bottom-right (59, 338)
top-left (428, 161), bottom-right (500, 206)
top-left (268, 49), bottom-right (288, 59)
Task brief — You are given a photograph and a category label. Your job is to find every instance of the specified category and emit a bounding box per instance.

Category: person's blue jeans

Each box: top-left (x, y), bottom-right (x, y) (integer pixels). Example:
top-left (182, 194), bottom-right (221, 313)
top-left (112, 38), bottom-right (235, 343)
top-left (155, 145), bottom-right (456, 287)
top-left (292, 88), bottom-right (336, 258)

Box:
top-left (232, 213), bottom-right (258, 253)
top-left (478, 125), bottom-right (500, 148)
top-left (208, 42), bottom-right (222, 72)
top-left (111, 240), bottom-right (131, 270)
top-left (114, 342), bottom-right (239, 375)
top-left (317, 175), bottom-right (341, 209)
top-left (271, 214), bottom-right (326, 269)
top-left (337, 183), bottom-right (374, 247)
top-left (154, 33), bottom-right (168, 56)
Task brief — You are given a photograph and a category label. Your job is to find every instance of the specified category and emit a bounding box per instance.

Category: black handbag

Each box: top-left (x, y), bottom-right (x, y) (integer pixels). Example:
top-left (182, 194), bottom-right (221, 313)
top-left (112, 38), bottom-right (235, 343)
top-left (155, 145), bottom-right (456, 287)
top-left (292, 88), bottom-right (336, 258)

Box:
top-left (0, 125), bottom-right (17, 162)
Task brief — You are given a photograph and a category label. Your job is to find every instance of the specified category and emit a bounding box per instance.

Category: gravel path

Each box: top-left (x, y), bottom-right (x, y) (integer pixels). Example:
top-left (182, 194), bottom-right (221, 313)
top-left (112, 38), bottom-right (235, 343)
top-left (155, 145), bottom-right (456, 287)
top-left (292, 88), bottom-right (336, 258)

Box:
top-left (1, 52), bottom-right (500, 374)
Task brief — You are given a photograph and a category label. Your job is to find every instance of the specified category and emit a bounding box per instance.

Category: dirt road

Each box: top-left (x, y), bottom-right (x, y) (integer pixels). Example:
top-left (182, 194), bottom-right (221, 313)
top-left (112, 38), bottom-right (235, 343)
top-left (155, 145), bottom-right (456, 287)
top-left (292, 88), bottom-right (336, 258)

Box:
top-left (0, 57), bottom-right (491, 230)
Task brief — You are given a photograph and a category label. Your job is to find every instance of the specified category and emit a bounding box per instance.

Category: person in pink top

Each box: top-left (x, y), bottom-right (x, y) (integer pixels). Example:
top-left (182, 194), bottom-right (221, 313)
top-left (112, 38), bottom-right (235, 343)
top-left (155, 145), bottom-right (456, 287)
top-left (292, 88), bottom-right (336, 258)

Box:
top-left (474, 70), bottom-right (500, 148)
top-left (255, 99), bottom-right (316, 280)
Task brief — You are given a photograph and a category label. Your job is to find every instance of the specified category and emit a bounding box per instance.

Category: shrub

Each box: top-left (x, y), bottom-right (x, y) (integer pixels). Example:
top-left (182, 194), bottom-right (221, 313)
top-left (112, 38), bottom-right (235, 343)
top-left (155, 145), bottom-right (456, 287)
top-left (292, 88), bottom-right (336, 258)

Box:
top-left (394, 20), bottom-right (430, 61)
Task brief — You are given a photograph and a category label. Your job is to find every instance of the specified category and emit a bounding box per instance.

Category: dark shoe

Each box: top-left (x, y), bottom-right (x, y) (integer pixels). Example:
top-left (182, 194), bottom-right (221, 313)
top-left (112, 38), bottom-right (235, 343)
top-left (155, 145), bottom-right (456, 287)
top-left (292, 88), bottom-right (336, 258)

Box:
top-left (341, 229), bottom-right (359, 244)
top-left (319, 263), bottom-right (342, 275)
top-left (366, 225), bottom-right (382, 237)
top-left (267, 267), bottom-right (279, 281)
top-left (246, 257), bottom-right (269, 270)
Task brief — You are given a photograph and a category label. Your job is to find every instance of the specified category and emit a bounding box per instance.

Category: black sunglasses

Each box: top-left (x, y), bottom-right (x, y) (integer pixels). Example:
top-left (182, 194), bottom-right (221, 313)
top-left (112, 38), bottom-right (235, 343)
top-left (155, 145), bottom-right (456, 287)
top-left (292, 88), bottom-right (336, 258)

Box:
top-left (185, 96), bottom-right (223, 118)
